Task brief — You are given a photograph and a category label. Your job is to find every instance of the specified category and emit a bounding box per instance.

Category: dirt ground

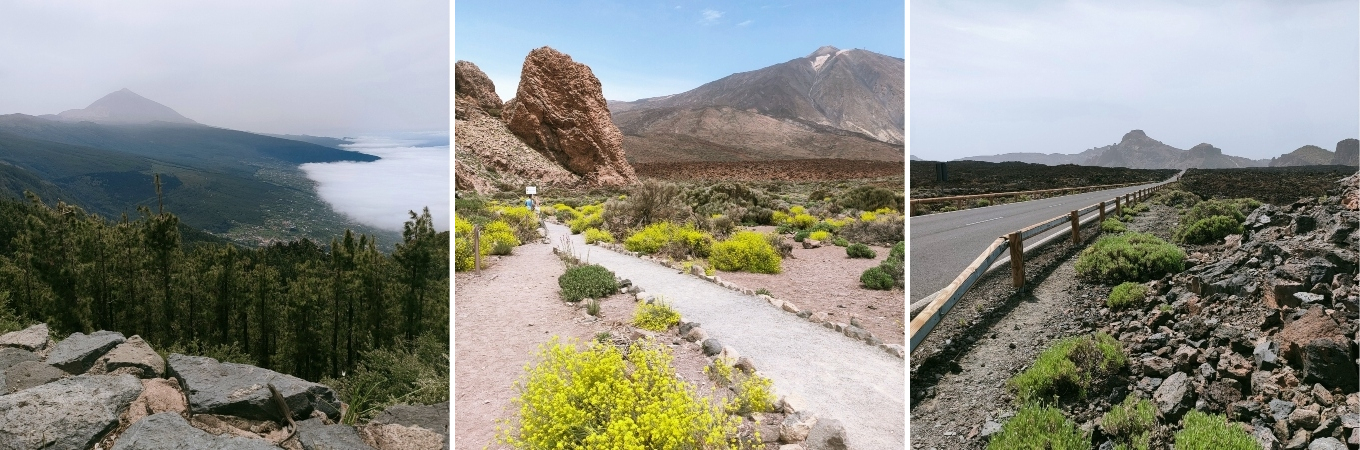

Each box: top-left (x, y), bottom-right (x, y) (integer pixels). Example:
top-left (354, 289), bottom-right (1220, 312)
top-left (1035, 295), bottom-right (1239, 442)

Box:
top-left (453, 240), bottom-right (733, 450)
top-left (715, 231), bottom-right (905, 346)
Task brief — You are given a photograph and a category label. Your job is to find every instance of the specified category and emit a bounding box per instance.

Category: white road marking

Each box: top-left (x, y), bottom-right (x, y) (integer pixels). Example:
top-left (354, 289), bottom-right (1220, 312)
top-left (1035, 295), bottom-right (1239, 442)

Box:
top-left (964, 216), bottom-right (1005, 226)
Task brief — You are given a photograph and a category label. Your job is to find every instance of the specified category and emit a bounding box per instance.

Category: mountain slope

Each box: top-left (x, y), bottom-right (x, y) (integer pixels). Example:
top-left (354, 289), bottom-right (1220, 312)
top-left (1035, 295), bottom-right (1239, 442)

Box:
top-left (53, 88), bottom-right (197, 124)
top-left (610, 46), bottom-right (904, 163)
top-left (961, 130), bottom-right (1267, 169)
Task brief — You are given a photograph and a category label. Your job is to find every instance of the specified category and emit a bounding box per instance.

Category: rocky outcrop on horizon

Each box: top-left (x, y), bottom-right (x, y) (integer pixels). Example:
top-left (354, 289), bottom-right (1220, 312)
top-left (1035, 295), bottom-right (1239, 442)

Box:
top-left (962, 130), bottom-right (1271, 169)
top-left (0, 324), bottom-right (448, 450)
top-left (502, 47), bottom-right (638, 186)
top-left (1332, 138), bottom-right (1358, 166)
top-left (609, 46), bottom-right (904, 164)
top-left (1270, 145), bottom-right (1336, 167)
top-left (454, 59), bottom-right (581, 194)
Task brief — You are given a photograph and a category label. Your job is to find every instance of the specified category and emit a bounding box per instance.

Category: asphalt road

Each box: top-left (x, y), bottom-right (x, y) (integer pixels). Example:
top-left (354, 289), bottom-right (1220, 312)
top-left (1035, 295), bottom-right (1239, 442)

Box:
top-left (909, 174), bottom-right (1179, 305)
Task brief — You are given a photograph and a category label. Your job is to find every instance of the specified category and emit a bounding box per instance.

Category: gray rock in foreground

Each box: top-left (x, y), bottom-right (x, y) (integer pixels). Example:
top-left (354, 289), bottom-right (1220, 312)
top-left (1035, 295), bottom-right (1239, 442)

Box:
top-left (0, 347), bottom-right (38, 371)
top-left (1, 360), bottom-right (66, 393)
top-left (46, 330), bottom-right (125, 374)
top-left (0, 324), bottom-right (49, 352)
top-left (168, 353), bottom-right (341, 422)
top-left (373, 401), bottom-right (450, 449)
top-left (0, 374), bottom-right (142, 449)
top-left (101, 335), bottom-right (166, 378)
top-left (295, 418), bottom-right (375, 450)
top-left (112, 412), bottom-right (278, 450)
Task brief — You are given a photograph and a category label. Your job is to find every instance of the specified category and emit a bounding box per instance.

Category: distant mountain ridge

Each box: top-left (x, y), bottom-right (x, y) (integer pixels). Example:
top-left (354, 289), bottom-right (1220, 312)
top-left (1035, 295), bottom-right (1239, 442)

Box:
top-left (49, 88), bottom-right (197, 125)
top-left (609, 46), bottom-right (904, 163)
top-left (959, 130), bottom-right (1282, 169)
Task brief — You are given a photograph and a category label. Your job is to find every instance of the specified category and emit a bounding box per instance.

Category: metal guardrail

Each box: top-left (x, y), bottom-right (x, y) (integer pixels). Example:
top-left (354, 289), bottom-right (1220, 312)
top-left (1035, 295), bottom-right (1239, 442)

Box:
top-left (909, 182), bottom-right (1148, 216)
top-left (908, 179), bottom-right (1177, 352)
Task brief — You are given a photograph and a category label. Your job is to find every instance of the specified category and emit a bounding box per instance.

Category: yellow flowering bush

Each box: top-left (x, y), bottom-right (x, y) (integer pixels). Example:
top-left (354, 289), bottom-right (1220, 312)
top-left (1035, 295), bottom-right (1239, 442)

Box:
top-left (583, 228), bottom-right (614, 244)
top-left (554, 203), bottom-right (579, 220)
top-left (709, 231), bottom-right (781, 274)
top-left (789, 205), bottom-right (806, 215)
top-left (771, 211), bottom-right (789, 225)
top-left (860, 211), bottom-right (877, 222)
top-left (789, 213), bottom-right (817, 229)
top-left (633, 300), bottom-right (681, 331)
top-left (808, 230), bottom-right (831, 242)
top-left (623, 222), bottom-right (713, 258)
top-left (873, 207), bottom-right (895, 215)
top-left (483, 220), bottom-right (520, 255)
top-left (498, 338), bottom-right (738, 449)
top-left (568, 204), bottom-right (604, 234)
top-left (728, 373), bottom-right (775, 415)
top-left (454, 216), bottom-right (475, 271)
top-left (491, 204), bottom-right (539, 242)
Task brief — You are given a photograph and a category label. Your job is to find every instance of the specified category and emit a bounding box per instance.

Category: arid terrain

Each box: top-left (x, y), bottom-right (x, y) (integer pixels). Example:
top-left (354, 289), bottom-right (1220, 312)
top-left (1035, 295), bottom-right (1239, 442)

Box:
top-left (636, 159), bottom-right (902, 182)
top-left (910, 160), bottom-right (1178, 197)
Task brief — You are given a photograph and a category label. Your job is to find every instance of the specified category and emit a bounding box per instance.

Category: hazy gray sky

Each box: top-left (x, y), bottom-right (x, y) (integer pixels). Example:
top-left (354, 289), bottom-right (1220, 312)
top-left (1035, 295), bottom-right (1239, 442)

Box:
top-left (0, 1), bottom-right (448, 137)
top-left (912, 0), bottom-right (1359, 161)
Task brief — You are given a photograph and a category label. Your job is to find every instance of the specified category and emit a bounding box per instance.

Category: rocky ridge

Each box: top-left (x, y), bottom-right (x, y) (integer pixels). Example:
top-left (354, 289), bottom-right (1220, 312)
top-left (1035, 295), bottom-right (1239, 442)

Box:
top-left (454, 60), bottom-right (581, 194)
top-left (503, 47), bottom-right (638, 186)
top-left (0, 325), bottom-right (448, 450)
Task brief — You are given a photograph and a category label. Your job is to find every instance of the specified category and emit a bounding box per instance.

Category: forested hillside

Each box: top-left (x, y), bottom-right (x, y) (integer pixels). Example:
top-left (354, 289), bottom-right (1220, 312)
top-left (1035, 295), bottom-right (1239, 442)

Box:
top-left (0, 192), bottom-right (449, 412)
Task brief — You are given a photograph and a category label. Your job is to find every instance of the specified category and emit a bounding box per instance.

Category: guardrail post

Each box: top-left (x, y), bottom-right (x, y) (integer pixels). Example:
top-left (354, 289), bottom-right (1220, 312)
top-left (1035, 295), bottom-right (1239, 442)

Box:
top-left (473, 225), bottom-right (482, 272)
top-left (1070, 210), bottom-right (1080, 244)
top-left (1115, 196), bottom-right (1121, 213)
top-left (1098, 201), bottom-right (1106, 224)
top-left (1008, 232), bottom-right (1024, 288)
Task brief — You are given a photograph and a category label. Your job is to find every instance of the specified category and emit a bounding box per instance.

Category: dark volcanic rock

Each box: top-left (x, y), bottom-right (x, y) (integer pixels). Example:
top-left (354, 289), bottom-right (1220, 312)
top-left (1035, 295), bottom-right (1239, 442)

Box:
top-left (1, 360), bottom-right (66, 392)
top-left (1300, 338), bottom-right (1358, 390)
top-left (1153, 372), bottom-right (1194, 418)
top-left (373, 401), bottom-right (449, 449)
top-left (295, 418), bottom-right (376, 450)
top-left (167, 353), bottom-right (341, 422)
top-left (0, 375), bottom-right (142, 449)
top-left (112, 412), bottom-right (277, 450)
top-left (0, 347), bottom-right (38, 371)
top-left (502, 47), bottom-right (637, 186)
top-left (46, 330), bottom-right (125, 374)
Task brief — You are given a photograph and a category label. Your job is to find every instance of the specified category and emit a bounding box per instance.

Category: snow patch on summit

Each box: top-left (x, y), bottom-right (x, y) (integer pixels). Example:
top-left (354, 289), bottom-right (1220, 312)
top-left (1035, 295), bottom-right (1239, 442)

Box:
top-left (812, 54), bottom-right (830, 71)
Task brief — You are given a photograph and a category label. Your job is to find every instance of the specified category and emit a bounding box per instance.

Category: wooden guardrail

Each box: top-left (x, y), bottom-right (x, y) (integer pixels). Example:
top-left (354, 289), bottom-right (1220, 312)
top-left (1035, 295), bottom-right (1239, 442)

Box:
top-left (909, 182), bottom-right (1148, 216)
top-left (908, 181), bottom-right (1174, 352)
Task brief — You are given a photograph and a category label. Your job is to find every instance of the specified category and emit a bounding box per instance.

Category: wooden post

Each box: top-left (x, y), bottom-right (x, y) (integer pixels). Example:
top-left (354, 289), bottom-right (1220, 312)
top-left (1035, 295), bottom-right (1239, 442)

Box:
top-left (1008, 232), bottom-right (1024, 288)
top-left (1070, 210), bottom-right (1080, 244)
top-left (1099, 201), bottom-right (1106, 224)
top-left (473, 225), bottom-right (482, 272)
top-left (1115, 196), bottom-right (1121, 213)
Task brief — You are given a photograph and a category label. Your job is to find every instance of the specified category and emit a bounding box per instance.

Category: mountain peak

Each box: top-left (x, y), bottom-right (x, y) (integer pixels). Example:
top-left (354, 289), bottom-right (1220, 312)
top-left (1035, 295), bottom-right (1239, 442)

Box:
top-left (56, 89), bottom-right (197, 125)
top-left (808, 45), bottom-right (840, 58)
top-left (1121, 129), bottom-right (1150, 142)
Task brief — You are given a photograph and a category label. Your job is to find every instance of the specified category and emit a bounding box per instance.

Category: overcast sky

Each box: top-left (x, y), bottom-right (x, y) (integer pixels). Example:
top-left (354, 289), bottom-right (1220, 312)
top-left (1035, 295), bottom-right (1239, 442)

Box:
top-left (455, 0), bottom-right (905, 102)
top-left (911, 0), bottom-right (1359, 161)
top-left (0, 1), bottom-right (448, 137)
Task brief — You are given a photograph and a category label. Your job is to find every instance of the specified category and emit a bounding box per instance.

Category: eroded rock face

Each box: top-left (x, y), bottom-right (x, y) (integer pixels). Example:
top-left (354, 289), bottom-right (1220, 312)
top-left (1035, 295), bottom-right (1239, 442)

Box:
top-left (46, 330), bottom-right (125, 374)
top-left (503, 46), bottom-right (637, 186)
top-left (112, 412), bottom-right (278, 450)
top-left (1333, 138), bottom-right (1358, 166)
top-left (167, 353), bottom-right (341, 422)
top-left (296, 418), bottom-right (376, 450)
top-left (455, 60), bottom-right (503, 120)
top-left (373, 401), bottom-right (449, 449)
top-left (101, 335), bottom-right (165, 378)
top-left (0, 323), bottom-right (49, 351)
top-left (0, 374), bottom-right (143, 449)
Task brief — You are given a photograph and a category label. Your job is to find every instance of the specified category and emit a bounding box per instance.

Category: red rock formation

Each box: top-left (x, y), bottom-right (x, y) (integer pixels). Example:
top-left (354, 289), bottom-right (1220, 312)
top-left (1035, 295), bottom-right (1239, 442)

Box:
top-left (502, 47), bottom-right (637, 186)
top-left (454, 60), bottom-right (503, 120)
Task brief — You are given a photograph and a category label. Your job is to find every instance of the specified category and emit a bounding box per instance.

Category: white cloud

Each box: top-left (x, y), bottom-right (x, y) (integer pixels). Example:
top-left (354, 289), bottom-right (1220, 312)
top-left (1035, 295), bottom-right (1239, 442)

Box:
top-left (738, 19), bottom-right (753, 26)
top-left (701, 8), bottom-right (723, 24)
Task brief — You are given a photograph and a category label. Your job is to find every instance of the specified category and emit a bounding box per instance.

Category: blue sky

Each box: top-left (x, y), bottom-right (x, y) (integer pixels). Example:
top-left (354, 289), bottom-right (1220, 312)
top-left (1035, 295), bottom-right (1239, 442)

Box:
top-left (911, 0), bottom-right (1359, 161)
top-left (455, 1), bottom-right (905, 101)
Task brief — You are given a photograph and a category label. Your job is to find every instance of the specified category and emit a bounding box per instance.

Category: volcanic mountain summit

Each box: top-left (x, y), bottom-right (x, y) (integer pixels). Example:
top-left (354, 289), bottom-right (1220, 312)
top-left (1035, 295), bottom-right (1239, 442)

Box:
top-left (51, 88), bottom-right (197, 125)
top-left (608, 46), bottom-right (904, 163)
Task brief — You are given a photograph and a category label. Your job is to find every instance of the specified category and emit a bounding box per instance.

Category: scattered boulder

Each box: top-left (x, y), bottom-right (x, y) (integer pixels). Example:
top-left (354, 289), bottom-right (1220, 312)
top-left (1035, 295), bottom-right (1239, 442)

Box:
top-left (1153, 372), bottom-right (1194, 418)
top-left (0, 347), bottom-right (38, 371)
top-left (167, 353), bottom-right (341, 422)
top-left (124, 378), bottom-right (189, 426)
top-left (0, 374), bottom-right (142, 449)
top-left (295, 418), bottom-right (377, 450)
top-left (1, 360), bottom-right (66, 393)
top-left (1270, 399), bottom-right (1297, 422)
top-left (111, 412), bottom-right (277, 450)
top-left (805, 418), bottom-right (847, 450)
top-left (1290, 408), bottom-right (1322, 431)
top-left (357, 423), bottom-right (446, 450)
top-left (0, 324), bottom-right (49, 351)
top-left (502, 47), bottom-right (637, 185)
top-left (1309, 437), bottom-right (1347, 450)
top-left (701, 339), bottom-right (723, 357)
top-left (683, 327), bottom-right (709, 343)
top-left (1274, 307), bottom-right (1344, 365)
top-left (100, 335), bottom-right (165, 378)
top-left (372, 401), bottom-right (449, 450)
top-left (1300, 338), bottom-right (1358, 390)
top-left (45, 330), bottom-right (125, 374)
top-left (779, 411), bottom-right (818, 443)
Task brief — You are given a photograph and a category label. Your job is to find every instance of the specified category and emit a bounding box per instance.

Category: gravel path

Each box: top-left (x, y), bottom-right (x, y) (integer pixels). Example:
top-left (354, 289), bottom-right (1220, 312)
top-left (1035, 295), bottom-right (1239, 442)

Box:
top-left (548, 222), bottom-right (905, 450)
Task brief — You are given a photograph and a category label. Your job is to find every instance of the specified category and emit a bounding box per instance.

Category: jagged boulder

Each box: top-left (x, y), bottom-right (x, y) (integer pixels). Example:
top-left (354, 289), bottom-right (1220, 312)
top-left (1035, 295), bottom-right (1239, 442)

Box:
top-left (1333, 138), bottom-right (1358, 166)
top-left (112, 412), bottom-right (277, 450)
top-left (1, 360), bottom-right (66, 393)
top-left (295, 418), bottom-right (376, 450)
top-left (101, 335), bottom-right (165, 378)
top-left (0, 323), bottom-right (50, 352)
top-left (455, 60), bottom-right (503, 119)
top-left (124, 378), bottom-right (189, 426)
top-left (373, 402), bottom-right (449, 449)
top-left (167, 353), bottom-right (341, 422)
top-left (0, 347), bottom-right (38, 371)
top-left (503, 46), bottom-right (637, 186)
top-left (0, 374), bottom-right (142, 449)
top-left (358, 423), bottom-right (446, 450)
top-left (46, 330), bottom-right (125, 374)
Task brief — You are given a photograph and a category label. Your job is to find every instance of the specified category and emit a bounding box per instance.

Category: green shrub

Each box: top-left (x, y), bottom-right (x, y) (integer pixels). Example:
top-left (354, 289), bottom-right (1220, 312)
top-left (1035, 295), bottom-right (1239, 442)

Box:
top-left (840, 212), bottom-right (904, 247)
top-left (623, 222), bottom-right (713, 259)
top-left (603, 180), bottom-right (694, 235)
top-left (889, 241), bottom-right (904, 260)
top-left (808, 230), bottom-right (831, 242)
top-left (493, 204), bottom-right (540, 243)
top-left (558, 264), bottom-right (618, 302)
top-left (793, 230), bottom-right (810, 242)
top-left (1107, 282), bottom-right (1147, 309)
top-left (1172, 411), bottom-right (1256, 450)
top-left (1176, 215), bottom-right (1243, 244)
top-left (1153, 188), bottom-right (1201, 208)
top-left (846, 243), bottom-right (876, 259)
top-left (483, 221), bottom-right (520, 255)
top-left (860, 267), bottom-right (893, 290)
top-left (975, 198), bottom-right (992, 207)
top-left (809, 221), bottom-right (838, 233)
top-left (498, 338), bottom-right (736, 449)
top-left (764, 233), bottom-right (793, 259)
top-left (1180, 198), bottom-right (1259, 226)
top-left (986, 403), bottom-right (1088, 450)
top-left (568, 207), bottom-right (603, 234)
top-left (553, 203), bottom-right (580, 220)
top-left (832, 237), bottom-right (849, 247)
top-left (1008, 332), bottom-right (1126, 404)
top-left (839, 186), bottom-right (902, 212)
top-left (1074, 232), bottom-right (1185, 283)
top-left (741, 207), bottom-right (774, 226)
top-left (1101, 218), bottom-right (1128, 234)
top-left (709, 231), bottom-right (782, 274)
top-left (633, 300), bottom-right (681, 331)
top-left (754, 288), bottom-right (772, 296)
top-left (1101, 396), bottom-right (1157, 450)
top-left (583, 228), bottom-right (614, 244)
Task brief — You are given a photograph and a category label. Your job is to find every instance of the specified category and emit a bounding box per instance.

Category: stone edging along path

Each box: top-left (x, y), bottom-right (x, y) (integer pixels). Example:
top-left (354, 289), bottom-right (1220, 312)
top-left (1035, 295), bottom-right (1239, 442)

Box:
top-left (591, 240), bottom-right (906, 360)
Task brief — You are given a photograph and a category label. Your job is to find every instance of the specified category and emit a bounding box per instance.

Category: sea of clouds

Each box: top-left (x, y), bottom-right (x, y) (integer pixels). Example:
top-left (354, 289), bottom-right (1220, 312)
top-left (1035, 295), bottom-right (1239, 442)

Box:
top-left (300, 132), bottom-right (449, 232)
